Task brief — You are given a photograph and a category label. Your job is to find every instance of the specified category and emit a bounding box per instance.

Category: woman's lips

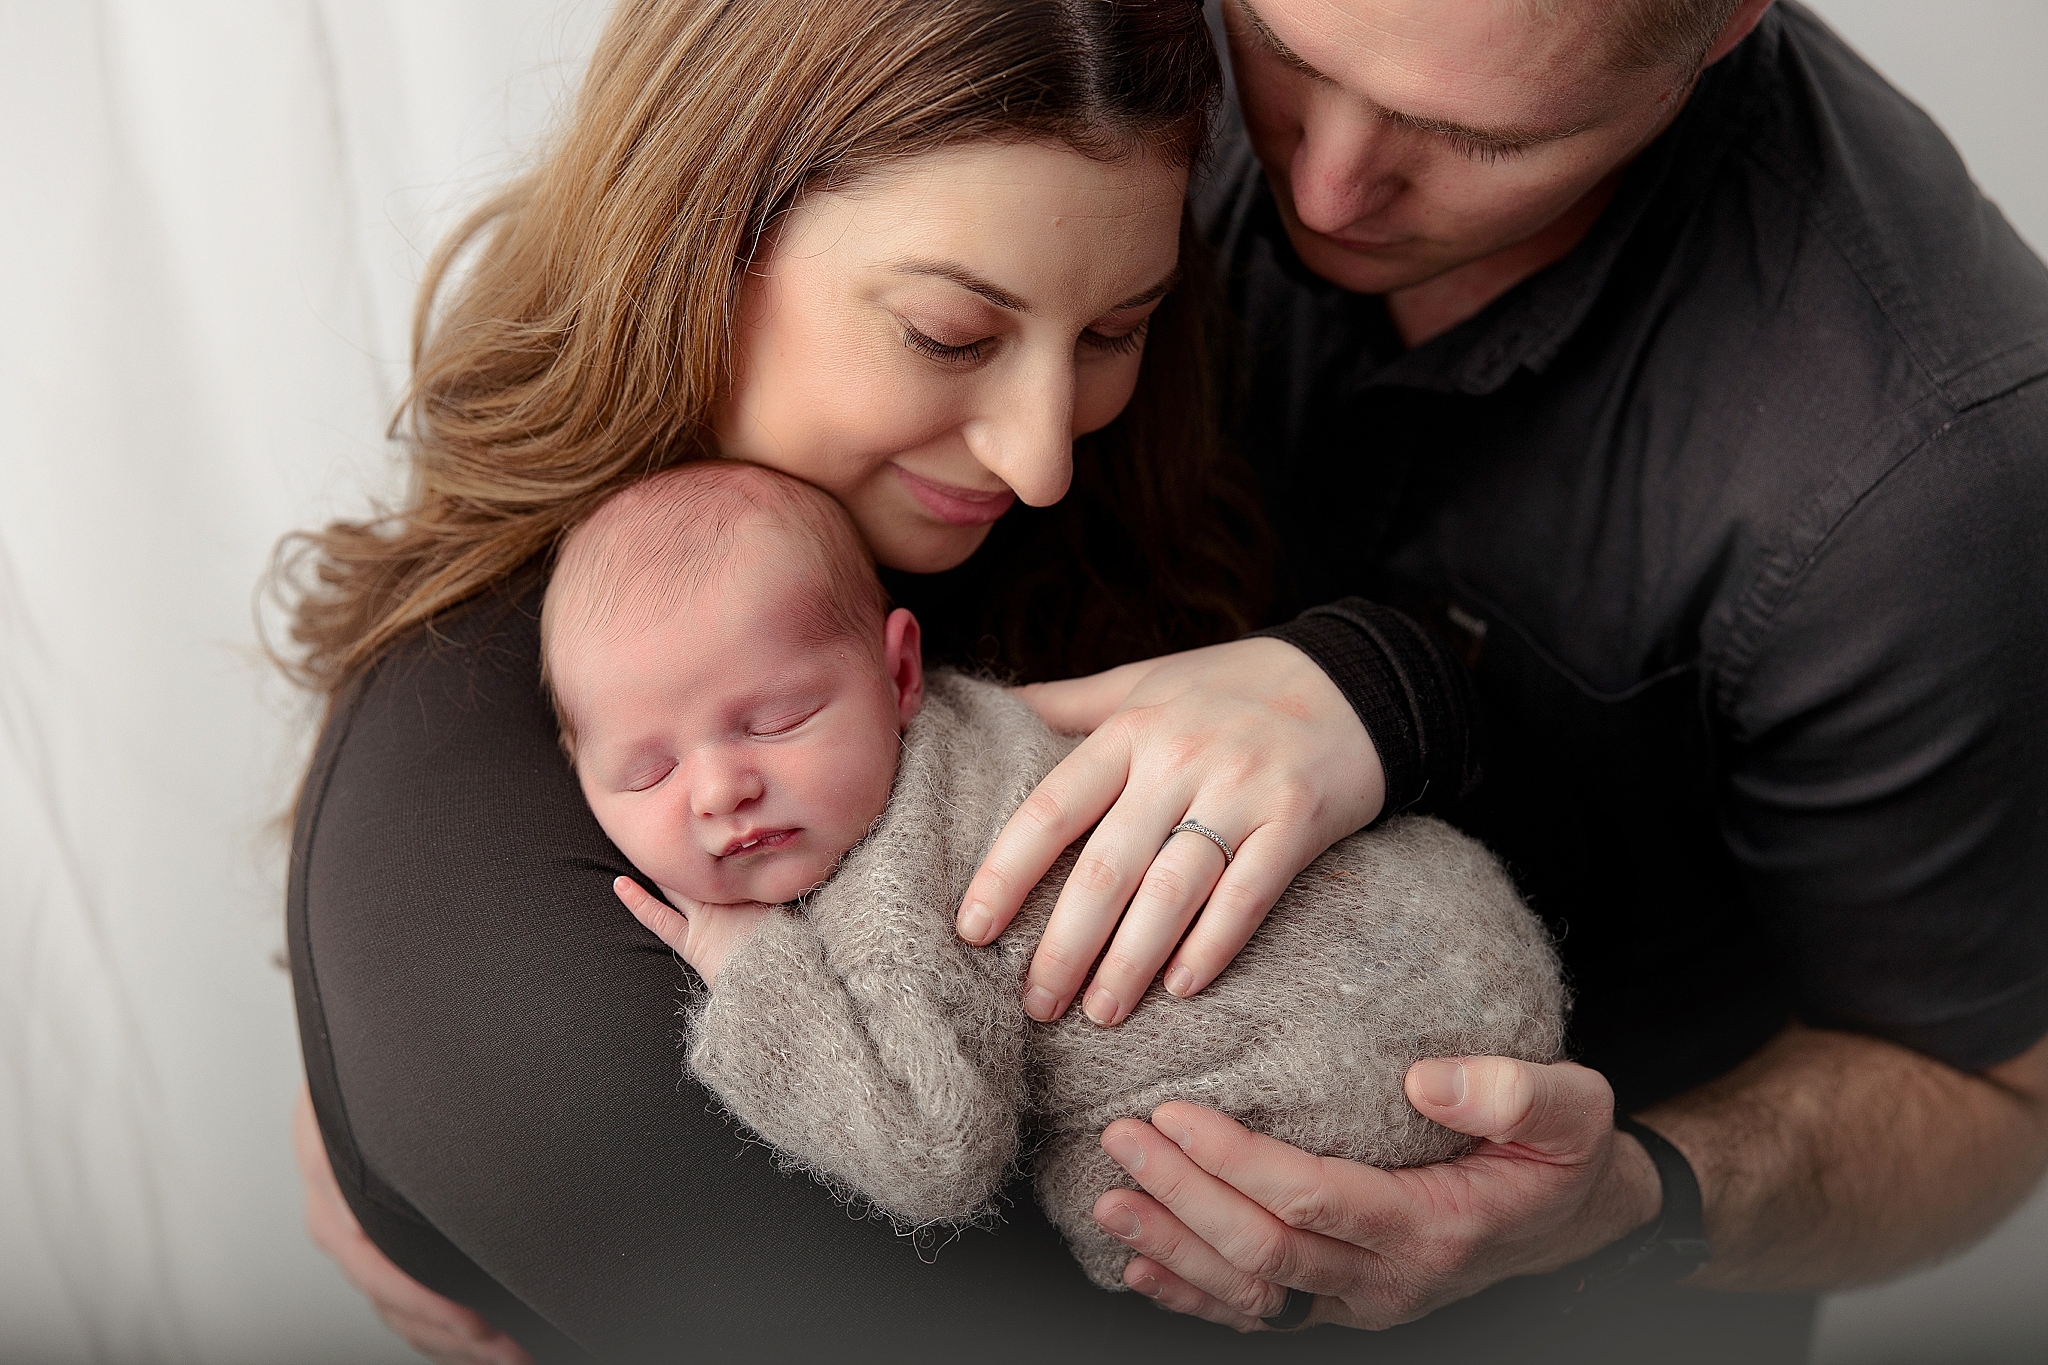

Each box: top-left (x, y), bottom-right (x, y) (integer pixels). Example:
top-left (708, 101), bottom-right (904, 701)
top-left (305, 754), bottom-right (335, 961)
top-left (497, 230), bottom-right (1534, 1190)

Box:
top-left (718, 828), bottom-right (798, 859)
top-left (892, 465), bottom-right (1017, 528)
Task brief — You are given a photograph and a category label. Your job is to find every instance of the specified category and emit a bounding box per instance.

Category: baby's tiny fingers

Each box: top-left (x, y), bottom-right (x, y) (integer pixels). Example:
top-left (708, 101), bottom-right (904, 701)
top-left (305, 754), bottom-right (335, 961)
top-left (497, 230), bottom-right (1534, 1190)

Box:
top-left (614, 877), bottom-right (692, 955)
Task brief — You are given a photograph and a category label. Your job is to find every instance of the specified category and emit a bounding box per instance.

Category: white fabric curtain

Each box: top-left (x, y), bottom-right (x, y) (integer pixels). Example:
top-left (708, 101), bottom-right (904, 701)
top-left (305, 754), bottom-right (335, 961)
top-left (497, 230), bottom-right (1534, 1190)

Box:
top-left (0, 2), bottom-right (2040, 1361)
top-left (1, 3), bottom-right (603, 1360)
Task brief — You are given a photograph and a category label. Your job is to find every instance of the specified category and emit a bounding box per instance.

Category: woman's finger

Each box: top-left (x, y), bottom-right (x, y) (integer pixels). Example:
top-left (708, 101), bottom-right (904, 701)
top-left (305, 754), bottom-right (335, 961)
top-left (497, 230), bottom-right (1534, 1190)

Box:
top-left (1158, 824), bottom-right (1309, 999)
top-left (956, 725), bottom-right (1135, 948)
top-left (1022, 773), bottom-right (1203, 1021)
top-left (614, 876), bottom-right (693, 957)
top-left (1075, 829), bottom-right (1227, 1026)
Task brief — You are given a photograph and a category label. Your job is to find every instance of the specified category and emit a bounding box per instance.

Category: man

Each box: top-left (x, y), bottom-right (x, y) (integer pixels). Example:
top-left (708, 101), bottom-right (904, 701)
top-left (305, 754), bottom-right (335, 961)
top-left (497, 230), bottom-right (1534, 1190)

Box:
top-left (1077, 0), bottom-right (2048, 1356)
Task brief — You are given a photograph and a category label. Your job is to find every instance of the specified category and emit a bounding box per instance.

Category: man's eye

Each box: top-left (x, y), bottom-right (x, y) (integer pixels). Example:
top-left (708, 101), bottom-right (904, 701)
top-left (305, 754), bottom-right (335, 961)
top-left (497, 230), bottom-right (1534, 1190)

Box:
top-left (901, 323), bottom-right (989, 365)
top-left (1080, 319), bottom-right (1151, 358)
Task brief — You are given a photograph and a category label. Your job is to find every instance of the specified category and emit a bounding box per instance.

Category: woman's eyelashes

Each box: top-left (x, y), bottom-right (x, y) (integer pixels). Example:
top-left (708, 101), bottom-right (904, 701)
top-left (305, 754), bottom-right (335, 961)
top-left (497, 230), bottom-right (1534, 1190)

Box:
top-left (1080, 318), bottom-right (1150, 357)
top-left (899, 318), bottom-right (1151, 366)
top-left (900, 322), bottom-right (988, 365)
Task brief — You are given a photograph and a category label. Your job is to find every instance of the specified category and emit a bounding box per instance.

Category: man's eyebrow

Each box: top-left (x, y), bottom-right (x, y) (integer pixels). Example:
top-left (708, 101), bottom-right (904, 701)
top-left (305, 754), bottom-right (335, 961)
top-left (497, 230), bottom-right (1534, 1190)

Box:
top-left (892, 261), bottom-right (1183, 316)
top-left (1232, 0), bottom-right (1584, 152)
top-left (891, 260), bottom-right (1027, 311)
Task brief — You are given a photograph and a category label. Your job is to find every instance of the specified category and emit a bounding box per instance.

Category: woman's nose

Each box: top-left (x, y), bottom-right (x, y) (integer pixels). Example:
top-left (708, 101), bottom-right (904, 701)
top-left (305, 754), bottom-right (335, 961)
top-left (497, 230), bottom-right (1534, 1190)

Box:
top-left (1289, 96), bottom-right (1403, 236)
top-left (961, 356), bottom-right (1075, 508)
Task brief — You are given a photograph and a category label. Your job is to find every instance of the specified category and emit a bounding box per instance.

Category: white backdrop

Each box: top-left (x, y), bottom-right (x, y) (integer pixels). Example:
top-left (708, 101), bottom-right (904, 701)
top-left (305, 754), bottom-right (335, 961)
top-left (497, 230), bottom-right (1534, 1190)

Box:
top-left (1, 3), bottom-right (2041, 1362)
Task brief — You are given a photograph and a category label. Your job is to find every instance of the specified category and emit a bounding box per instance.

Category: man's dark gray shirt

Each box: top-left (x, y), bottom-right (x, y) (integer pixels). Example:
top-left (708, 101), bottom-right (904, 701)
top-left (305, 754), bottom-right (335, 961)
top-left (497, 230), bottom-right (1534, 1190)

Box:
top-left (1222, 2), bottom-right (2048, 1109)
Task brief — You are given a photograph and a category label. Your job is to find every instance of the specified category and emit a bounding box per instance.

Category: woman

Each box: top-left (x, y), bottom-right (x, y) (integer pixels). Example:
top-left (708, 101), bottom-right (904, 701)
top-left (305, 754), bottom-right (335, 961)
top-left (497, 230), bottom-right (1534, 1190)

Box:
top-left (282, 1), bottom-right (1473, 1359)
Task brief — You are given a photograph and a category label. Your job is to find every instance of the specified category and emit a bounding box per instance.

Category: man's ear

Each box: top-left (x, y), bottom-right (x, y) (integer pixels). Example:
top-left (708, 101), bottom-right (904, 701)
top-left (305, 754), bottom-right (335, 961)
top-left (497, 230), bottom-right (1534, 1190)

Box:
top-left (1703, 0), bottom-right (1774, 68)
top-left (882, 607), bottom-right (924, 728)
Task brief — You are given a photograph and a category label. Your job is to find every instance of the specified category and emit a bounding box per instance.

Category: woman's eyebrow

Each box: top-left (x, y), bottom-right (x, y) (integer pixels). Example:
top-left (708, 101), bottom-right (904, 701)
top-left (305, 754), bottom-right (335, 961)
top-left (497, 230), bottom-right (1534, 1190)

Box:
top-left (1110, 265), bottom-right (1183, 313)
top-left (1233, 0), bottom-right (1581, 153)
top-left (890, 261), bottom-right (1183, 317)
top-left (891, 260), bottom-right (1028, 311)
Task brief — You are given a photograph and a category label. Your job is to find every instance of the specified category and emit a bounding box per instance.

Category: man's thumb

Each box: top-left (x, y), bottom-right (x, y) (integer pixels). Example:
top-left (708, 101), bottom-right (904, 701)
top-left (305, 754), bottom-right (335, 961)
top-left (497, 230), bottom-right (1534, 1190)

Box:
top-left (1405, 1056), bottom-right (1613, 1160)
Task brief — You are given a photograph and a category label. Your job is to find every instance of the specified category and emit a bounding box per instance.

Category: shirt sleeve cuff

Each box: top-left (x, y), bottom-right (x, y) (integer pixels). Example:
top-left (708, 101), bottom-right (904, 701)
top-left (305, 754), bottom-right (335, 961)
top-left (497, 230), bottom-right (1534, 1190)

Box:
top-left (1247, 598), bottom-right (1481, 819)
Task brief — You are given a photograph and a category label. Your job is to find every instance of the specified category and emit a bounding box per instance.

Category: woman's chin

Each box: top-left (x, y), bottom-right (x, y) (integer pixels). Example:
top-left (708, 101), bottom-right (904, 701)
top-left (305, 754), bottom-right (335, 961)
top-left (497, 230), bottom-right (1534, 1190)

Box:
top-left (873, 522), bottom-right (997, 576)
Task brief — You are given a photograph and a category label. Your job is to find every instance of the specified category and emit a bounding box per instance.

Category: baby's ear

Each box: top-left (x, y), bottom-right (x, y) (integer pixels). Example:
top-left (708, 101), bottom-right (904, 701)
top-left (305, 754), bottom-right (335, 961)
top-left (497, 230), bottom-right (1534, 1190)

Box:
top-left (883, 608), bottom-right (924, 729)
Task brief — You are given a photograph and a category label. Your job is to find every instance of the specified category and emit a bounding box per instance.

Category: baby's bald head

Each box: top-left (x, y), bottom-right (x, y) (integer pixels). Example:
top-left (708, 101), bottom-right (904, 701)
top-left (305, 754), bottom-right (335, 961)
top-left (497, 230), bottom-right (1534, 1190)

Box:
top-left (542, 461), bottom-right (889, 754)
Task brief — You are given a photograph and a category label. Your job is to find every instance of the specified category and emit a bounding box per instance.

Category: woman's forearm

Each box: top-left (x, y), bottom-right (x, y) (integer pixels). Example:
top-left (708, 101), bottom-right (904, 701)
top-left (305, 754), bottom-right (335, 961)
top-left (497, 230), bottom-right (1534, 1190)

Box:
top-left (1648, 1022), bottom-right (2048, 1292)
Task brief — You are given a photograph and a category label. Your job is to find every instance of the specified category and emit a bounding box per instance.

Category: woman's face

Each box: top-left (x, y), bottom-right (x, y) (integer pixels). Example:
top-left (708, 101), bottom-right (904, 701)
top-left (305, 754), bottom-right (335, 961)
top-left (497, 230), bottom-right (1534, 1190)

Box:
top-left (715, 140), bottom-right (1190, 573)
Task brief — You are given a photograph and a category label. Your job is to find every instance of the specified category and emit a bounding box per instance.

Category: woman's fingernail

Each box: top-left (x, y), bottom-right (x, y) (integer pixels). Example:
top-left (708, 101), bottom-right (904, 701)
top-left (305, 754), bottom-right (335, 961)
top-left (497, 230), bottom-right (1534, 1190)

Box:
top-left (1102, 1128), bottom-right (1145, 1174)
top-left (1083, 986), bottom-right (1122, 1027)
top-left (1163, 965), bottom-right (1195, 997)
top-left (958, 903), bottom-right (992, 943)
top-left (1132, 1273), bottom-right (1163, 1299)
top-left (1412, 1059), bottom-right (1468, 1108)
top-left (1097, 1205), bottom-right (1140, 1239)
top-left (1023, 985), bottom-right (1060, 1021)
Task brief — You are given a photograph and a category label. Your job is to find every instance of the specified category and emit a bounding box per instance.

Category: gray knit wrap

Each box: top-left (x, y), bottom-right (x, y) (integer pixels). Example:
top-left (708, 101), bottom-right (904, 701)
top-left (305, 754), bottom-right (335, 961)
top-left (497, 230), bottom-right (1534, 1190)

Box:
top-left (688, 672), bottom-right (1565, 1290)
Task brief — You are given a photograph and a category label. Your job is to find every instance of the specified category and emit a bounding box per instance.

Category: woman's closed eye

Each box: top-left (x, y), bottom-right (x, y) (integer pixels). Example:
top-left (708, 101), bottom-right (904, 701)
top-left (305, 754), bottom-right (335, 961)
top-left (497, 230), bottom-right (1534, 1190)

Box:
top-left (900, 321), bottom-right (991, 365)
top-left (1080, 318), bottom-right (1150, 357)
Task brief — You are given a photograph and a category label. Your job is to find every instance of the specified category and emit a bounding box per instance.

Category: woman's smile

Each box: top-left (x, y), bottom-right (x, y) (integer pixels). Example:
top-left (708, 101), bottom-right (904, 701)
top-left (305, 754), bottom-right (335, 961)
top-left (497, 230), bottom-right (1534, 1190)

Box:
top-left (891, 464), bottom-right (1018, 527)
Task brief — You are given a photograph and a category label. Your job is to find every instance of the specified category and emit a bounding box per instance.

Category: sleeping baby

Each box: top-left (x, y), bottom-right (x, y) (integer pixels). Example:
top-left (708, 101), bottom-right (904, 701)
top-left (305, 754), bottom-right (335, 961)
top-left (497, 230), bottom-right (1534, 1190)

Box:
top-left (540, 460), bottom-right (1565, 1290)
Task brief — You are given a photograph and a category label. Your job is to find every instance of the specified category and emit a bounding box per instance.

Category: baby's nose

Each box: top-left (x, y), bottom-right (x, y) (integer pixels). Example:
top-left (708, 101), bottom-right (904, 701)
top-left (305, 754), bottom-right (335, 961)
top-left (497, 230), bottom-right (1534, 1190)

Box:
top-left (689, 756), bottom-right (765, 818)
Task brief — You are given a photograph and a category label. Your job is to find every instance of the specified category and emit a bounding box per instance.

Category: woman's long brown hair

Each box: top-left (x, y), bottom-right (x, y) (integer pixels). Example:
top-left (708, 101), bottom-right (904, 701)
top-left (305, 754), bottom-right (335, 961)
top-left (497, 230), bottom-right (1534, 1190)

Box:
top-left (277, 0), bottom-right (1267, 696)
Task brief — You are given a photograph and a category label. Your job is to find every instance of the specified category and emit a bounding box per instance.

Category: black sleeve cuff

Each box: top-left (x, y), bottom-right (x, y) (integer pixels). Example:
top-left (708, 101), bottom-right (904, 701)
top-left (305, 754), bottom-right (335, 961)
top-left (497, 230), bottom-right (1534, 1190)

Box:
top-left (1248, 598), bottom-right (1481, 819)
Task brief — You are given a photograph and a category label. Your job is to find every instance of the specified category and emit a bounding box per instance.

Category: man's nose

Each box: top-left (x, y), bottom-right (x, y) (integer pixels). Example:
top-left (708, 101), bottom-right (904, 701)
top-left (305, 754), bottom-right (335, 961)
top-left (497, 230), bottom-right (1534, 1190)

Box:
top-left (1288, 95), bottom-right (1403, 236)
top-left (961, 355), bottom-right (1075, 508)
top-left (689, 752), bottom-right (764, 820)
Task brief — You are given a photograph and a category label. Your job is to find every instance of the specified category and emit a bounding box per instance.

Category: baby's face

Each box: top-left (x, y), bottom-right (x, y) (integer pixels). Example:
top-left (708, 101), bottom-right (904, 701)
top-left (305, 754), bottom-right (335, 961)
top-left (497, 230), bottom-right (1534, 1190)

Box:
top-left (554, 548), bottom-right (919, 906)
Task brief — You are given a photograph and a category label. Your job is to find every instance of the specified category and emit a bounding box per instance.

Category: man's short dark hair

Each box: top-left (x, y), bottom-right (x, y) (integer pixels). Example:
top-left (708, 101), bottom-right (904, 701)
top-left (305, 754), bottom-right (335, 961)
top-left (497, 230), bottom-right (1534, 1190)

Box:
top-left (1608, 0), bottom-right (1749, 72)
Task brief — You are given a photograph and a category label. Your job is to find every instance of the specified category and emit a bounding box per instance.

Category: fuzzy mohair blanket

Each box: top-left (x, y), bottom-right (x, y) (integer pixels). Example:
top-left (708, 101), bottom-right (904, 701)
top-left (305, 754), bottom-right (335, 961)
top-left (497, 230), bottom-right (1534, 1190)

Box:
top-left (688, 672), bottom-right (1565, 1290)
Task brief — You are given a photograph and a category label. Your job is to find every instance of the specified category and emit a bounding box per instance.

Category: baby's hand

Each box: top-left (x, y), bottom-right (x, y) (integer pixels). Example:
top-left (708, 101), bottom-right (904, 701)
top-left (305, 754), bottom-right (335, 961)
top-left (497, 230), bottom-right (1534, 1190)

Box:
top-left (614, 876), bottom-right (776, 988)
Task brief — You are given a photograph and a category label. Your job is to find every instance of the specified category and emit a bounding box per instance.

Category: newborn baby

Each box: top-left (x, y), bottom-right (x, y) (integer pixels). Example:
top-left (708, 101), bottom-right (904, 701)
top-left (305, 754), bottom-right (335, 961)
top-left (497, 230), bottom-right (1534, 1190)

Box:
top-left (542, 461), bottom-right (1565, 1290)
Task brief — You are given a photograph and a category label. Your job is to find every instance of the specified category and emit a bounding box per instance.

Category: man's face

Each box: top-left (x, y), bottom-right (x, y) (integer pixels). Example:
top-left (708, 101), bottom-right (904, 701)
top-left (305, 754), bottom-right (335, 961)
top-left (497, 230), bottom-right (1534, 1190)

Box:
top-left (1225, 0), bottom-right (1701, 295)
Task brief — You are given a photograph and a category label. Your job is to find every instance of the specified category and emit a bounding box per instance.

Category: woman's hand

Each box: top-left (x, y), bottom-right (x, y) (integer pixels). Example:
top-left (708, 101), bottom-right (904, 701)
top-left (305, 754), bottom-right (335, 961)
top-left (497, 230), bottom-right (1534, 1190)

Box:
top-left (614, 877), bottom-right (775, 987)
top-left (292, 1088), bottom-right (534, 1365)
top-left (1087, 1057), bottom-right (1661, 1332)
top-left (957, 638), bottom-right (1385, 1025)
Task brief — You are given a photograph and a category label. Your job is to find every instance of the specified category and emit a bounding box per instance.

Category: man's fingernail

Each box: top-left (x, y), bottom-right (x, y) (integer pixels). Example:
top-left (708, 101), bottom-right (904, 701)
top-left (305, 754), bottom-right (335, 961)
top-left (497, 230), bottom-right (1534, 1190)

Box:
top-left (1132, 1273), bottom-right (1163, 1298)
top-left (958, 903), bottom-right (992, 943)
top-left (1102, 1128), bottom-right (1145, 1174)
top-left (1097, 1204), bottom-right (1140, 1239)
top-left (1083, 986), bottom-right (1122, 1027)
top-left (1153, 1112), bottom-right (1191, 1149)
top-left (1163, 965), bottom-right (1195, 997)
top-left (1412, 1059), bottom-right (1468, 1108)
top-left (1023, 985), bottom-right (1060, 1021)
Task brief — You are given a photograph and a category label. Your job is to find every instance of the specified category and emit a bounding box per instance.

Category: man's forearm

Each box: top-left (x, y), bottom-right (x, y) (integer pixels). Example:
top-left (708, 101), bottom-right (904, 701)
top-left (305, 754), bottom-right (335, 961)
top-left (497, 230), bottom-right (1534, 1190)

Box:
top-left (1644, 1022), bottom-right (2048, 1292)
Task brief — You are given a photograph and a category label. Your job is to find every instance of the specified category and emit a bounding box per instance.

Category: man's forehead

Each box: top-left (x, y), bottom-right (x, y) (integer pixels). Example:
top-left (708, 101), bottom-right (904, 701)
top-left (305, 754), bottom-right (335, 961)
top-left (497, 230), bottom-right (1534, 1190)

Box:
top-left (1237, 0), bottom-right (1635, 136)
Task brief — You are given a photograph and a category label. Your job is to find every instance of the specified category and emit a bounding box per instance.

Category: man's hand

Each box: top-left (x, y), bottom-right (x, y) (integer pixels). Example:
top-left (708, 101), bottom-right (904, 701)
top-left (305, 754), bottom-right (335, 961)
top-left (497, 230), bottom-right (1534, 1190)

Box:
top-left (293, 1088), bottom-right (534, 1365)
top-left (614, 876), bottom-right (775, 987)
top-left (958, 638), bottom-right (1386, 1028)
top-left (1089, 1057), bottom-right (1659, 1331)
